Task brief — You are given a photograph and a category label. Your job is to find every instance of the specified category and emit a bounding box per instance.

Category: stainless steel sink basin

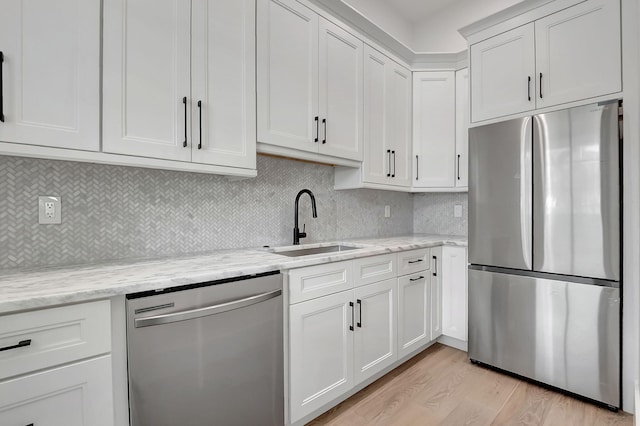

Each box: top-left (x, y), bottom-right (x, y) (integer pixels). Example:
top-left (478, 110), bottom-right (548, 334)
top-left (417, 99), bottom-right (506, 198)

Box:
top-left (272, 244), bottom-right (361, 257)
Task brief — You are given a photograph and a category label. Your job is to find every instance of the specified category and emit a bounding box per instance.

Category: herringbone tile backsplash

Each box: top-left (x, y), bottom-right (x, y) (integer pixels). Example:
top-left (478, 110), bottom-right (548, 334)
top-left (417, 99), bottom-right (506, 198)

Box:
top-left (0, 155), bottom-right (413, 270)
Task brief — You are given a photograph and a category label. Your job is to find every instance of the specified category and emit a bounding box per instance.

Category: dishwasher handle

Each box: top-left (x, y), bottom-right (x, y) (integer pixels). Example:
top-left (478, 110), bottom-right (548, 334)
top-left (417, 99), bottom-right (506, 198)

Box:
top-left (134, 289), bottom-right (282, 328)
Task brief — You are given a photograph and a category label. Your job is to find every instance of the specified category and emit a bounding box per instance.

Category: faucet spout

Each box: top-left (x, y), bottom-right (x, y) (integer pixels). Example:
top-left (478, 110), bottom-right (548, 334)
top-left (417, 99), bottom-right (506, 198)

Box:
top-left (293, 189), bottom-right (318, 245)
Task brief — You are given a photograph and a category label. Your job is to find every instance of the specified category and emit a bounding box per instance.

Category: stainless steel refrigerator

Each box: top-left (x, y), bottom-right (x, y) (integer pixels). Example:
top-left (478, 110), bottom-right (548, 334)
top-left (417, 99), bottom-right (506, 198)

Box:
top-left (468, 101), bottom-right (621, 408)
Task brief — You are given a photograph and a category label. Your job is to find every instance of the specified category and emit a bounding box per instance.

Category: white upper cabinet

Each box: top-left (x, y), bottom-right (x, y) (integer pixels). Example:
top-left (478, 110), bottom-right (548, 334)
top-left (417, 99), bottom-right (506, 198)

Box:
top-left (412, 71), bottom-right (456, 188)
top-left (257, 0), bottom-right (363, 163)
top-left (455, 68), bottom-right (469, 188)
top-left (191, 0), bottom-right (256, 169)
top-left (469, 0), bottom-right (622, 123)
top-left (257, 0), bottom-right (318, 152)
top-left (534, 0), bottom-right (621, 109)
top-left (103, 0), bottom-right (256, 170)
top-left (318, 18), bottom-right (363, 161)
top-left (359, 45), bottom-right (411, 188)
top-left (0, 0), bottom-right (100, 151)
top-left (470, 23), bottom-right (536, 123)
top-left (103, 0), bottom-right (191, 161)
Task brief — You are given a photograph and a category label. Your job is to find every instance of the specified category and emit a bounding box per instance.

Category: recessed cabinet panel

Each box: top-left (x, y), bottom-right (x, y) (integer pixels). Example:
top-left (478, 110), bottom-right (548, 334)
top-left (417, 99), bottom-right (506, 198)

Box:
top-left (352, 254), bottom-right (397, 287)
top-left (398, 273), bottom-right (430, 358)
top-left (470, 23), bottom-right (535, 123)
top-left (413, 71), bottom-right (456, 188)
top-left (318, 18), bottom-right (363, 161)
top-left (257, 0), bottom-right (319, 151)
top-left (289, 261), bottom-right (353, 304)
top-left (103, 0), bottom-right (192, 161)
top-left (289, 291), bottom-right (354, 423)
top-left (534, 0), bottom-right (621, 109)
top-left (354, 279), bottom-right (397, 384)
top-left (191, 0), bottom-right (256, 169)
top-left (0, 0), bottom-right (99, 151)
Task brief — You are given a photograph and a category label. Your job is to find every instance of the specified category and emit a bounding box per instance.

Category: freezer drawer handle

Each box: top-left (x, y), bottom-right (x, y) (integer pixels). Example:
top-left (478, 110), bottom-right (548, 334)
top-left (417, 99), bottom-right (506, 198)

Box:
top-left (409, 276), bottom-right (424, 282)
top-left (408, 259), bottom-right (423, 264)
top-left (0, 339), bottom-right (31, 352)
top-left (134, 289), bottom-right (282, 328)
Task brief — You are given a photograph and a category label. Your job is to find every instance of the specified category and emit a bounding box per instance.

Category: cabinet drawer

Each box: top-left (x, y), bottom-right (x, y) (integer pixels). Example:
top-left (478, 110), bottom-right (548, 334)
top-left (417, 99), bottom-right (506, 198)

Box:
top-left (398, 249), bottom-right (430, 276)
top-left (0, 300), bottom-right (111, 380)
top-left (0, 355), bottom-right (114, 426)
top-left (289, 261), bottom-right (353, 304)
top-left (352, 254), bottom-right (397, 287)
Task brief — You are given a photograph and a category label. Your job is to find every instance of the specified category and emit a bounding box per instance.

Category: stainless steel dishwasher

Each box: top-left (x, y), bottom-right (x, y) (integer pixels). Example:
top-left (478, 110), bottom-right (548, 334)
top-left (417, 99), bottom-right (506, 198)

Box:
top-left (126, 271), bottom-right (284, 426)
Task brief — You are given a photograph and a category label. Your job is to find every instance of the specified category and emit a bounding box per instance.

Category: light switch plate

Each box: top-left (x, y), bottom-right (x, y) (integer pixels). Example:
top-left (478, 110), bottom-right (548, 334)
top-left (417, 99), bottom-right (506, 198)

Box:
top-left (384, 205), bottom-right (391, 218)
top-left (454, 204), bottom-right (463, 218)
top-left (38, 196), bottom-right (61, 224)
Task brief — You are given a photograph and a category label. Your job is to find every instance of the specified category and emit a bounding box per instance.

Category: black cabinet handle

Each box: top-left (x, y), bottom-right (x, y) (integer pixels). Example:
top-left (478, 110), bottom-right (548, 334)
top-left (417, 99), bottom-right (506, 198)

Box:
top-left (409, 276), bottom-right (424, 282)
top-left (408, 259), bottom-right (423, 264)
top-left (433, 255), bottom-right (438, 277)
top-left (197, 100), bottom-right (202, 150)
top-left (322, 118), bottom-right (326, 144)
top-left (386, 150), bottom-right (391, 177)
top-left (182, 97), bottom-right (188, 147)
top-left (416, 155), bottom-right (419, 181)
top-left (314, 116), bottom-right (319, 142)
top-left (357, 299), bottom-right (362, 328)
top-left (349, 301), bottom-right (354, 331)
top-left (527, 76), bottom-right (531, 101)
top-left (539, 73), bottom-right (543, 99)
top-left (0, 339), bottom-right (31, 352)
top-left (457, 154), bottom-right (461, 180)
top-left (0, 51), bottom-right (4, 122)
top-left (392, 150), bottom-right (396, 178)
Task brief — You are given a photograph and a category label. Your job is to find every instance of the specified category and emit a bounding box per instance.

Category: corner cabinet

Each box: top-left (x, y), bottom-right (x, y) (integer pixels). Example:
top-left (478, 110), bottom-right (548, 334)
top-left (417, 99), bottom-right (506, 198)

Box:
top-left (257, 0), bottom-right (363, 163)
top-left (102, 0), bottom-right (256, 170)
top-left (0, 0), bottom-right (100, 151)
top-left (469, 0), bottom-right (621, 123)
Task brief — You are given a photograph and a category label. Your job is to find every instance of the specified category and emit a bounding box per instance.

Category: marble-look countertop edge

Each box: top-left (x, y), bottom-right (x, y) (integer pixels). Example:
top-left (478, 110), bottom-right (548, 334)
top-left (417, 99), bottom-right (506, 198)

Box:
top-left (0, 235), bottom-right (467, 314)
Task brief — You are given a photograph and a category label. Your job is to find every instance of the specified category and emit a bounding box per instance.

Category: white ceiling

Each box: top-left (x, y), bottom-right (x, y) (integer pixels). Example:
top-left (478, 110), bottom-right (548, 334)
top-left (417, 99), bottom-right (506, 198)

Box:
top-left (382, 0), bottom-right (453, 24)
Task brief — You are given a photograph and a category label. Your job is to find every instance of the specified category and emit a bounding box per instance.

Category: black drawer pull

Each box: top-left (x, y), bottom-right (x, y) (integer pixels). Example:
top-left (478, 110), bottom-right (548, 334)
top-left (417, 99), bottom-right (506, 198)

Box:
top-left (433, 255), bottom-right (438, 276)
top-left (386, 150), bottom-right (391, 177)
top-left (322, 118), bottom-right (326, 144)
top-left (182, 96), bottom-right (188, 147)
top-left (539, 73), bottom-right (543, 99)
top-left (527, 76), bottom-right (531, 101)
top-left (0, 339), bottom-right (31, 352)
top-left (357, 299), bottom-right (362, 328)
top-left (0, 51), bottom-right (4, 122)
top-left (197, 100), bottom-right (202, 150)
top-left (391, 151), bottom-right (396, 178)
top-left (349, 301), bottom-right (354, 331)
top-left (314, 116), bottom-right (319, 142)
top-left (408, 259), bottom-right (423, 264)
top-left (409, 276), bottom-right (424, 282)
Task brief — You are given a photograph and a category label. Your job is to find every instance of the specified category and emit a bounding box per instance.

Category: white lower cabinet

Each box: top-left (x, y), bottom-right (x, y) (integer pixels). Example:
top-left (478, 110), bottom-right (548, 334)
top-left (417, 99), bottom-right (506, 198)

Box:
top-left (289, 290), bottom-right (355, 423)
top-left (397, 273), bottom-right (430, 359)
top-left (0, 355), bottom-right (114, 426)
top-left (441, 246), bottom-right (468, 342)
top-left (354, 279), bottom-right (397, 384)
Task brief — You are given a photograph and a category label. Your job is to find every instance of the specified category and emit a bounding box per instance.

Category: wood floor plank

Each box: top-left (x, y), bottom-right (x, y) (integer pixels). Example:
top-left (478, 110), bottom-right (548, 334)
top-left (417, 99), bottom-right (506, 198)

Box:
top-left (307, 344), bottom-right (633, 426)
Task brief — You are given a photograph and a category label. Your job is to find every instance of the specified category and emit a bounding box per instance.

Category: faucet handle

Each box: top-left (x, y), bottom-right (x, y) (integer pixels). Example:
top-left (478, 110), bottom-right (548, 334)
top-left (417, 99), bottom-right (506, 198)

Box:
top-left (299, 224), bottom-right (307, 239)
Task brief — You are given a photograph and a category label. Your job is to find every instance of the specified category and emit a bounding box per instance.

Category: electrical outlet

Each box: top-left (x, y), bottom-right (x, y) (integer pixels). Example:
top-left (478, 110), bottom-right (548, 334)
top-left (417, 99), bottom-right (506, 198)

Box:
top-left (454, 204), bottom-right (463, 218)
top-left (38, 196), bottom-right (61, 224)
top-left (384, 205), bottom-right (391, 218)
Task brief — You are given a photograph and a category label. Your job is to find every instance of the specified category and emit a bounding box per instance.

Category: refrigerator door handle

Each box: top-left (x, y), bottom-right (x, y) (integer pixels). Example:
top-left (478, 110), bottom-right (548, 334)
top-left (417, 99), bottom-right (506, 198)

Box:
top-left (521, 117), bottom-right (533, 270)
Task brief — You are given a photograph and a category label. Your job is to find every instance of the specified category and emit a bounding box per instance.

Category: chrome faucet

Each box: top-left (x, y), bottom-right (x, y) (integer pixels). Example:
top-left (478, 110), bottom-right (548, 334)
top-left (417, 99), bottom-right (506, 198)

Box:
top-left (293, 189), bottom-right (318, 245)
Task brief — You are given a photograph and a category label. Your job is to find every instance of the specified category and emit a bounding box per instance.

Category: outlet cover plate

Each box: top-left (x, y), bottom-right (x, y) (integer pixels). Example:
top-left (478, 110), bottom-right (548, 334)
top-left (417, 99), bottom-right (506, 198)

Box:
top-left (454, 204), bottom-right (463, 218)
top-left (38, 196), bottom-right (61, 224)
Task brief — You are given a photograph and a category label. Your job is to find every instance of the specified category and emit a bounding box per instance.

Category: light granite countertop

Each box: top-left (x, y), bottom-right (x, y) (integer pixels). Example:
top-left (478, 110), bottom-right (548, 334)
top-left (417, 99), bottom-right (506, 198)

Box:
top-left (0, 234), bottom-right (466, 314)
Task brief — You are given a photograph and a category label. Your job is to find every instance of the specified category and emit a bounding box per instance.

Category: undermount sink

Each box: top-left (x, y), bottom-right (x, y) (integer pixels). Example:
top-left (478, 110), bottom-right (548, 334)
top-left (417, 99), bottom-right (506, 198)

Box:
top-left (271, 244), bottom-right (361, 257)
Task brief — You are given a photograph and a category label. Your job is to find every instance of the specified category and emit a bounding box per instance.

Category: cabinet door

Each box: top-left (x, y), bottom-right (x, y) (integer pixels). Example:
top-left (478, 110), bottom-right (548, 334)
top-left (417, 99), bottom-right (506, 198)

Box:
top-left (442, 246), bottom-right (468, 341)
top-left (470, 23), bottom-right (535, 122)
top-left (257, 0), bottom-right (319, 152)
top-left (0, 356), bottom-right (113, 426)
top-left (0, 0), bottom-right (99, 151)
top-left (455, 68), bottom-right (469, 188)
top-left (412, 71), bottom-right (455, 188)
top-left (103, 0), bottom-right (191, 161)
top-left (191, 0), bottom-right (256, 169)
top-left (362, 45), bottom-right (391, 185)
top-left (535, 0), bottom-right (621, 109)
top-left (397, 273), bottom-right (430, 359)
top-left (289, 291), bottom-right (354, 423)
top-left (430, 247), bottom-right (443, 340)
top-left (354, 279), bottom-right (397, 384)
top-left (318, 18), bottom-right (363, 161)
top-left (387, 62), bottom-right (412, 187)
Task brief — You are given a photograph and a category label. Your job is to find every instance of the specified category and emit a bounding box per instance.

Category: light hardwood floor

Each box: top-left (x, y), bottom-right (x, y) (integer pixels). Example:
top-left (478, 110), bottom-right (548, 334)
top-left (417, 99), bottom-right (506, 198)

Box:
top-left (307, 344), bottom-right (632, 426)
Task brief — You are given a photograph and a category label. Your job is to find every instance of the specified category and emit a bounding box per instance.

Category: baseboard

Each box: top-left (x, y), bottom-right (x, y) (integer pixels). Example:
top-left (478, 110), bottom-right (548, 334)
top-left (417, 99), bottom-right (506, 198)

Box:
top-left (437, 335), bottom-right (468, 352)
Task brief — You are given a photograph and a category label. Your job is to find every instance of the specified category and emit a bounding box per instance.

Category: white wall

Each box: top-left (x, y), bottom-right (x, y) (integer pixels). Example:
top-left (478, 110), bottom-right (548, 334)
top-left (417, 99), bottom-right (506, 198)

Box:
top-left (412, 0), bottom-right (523, 52)
top-left (341, 0), bottom-right (414, 47)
